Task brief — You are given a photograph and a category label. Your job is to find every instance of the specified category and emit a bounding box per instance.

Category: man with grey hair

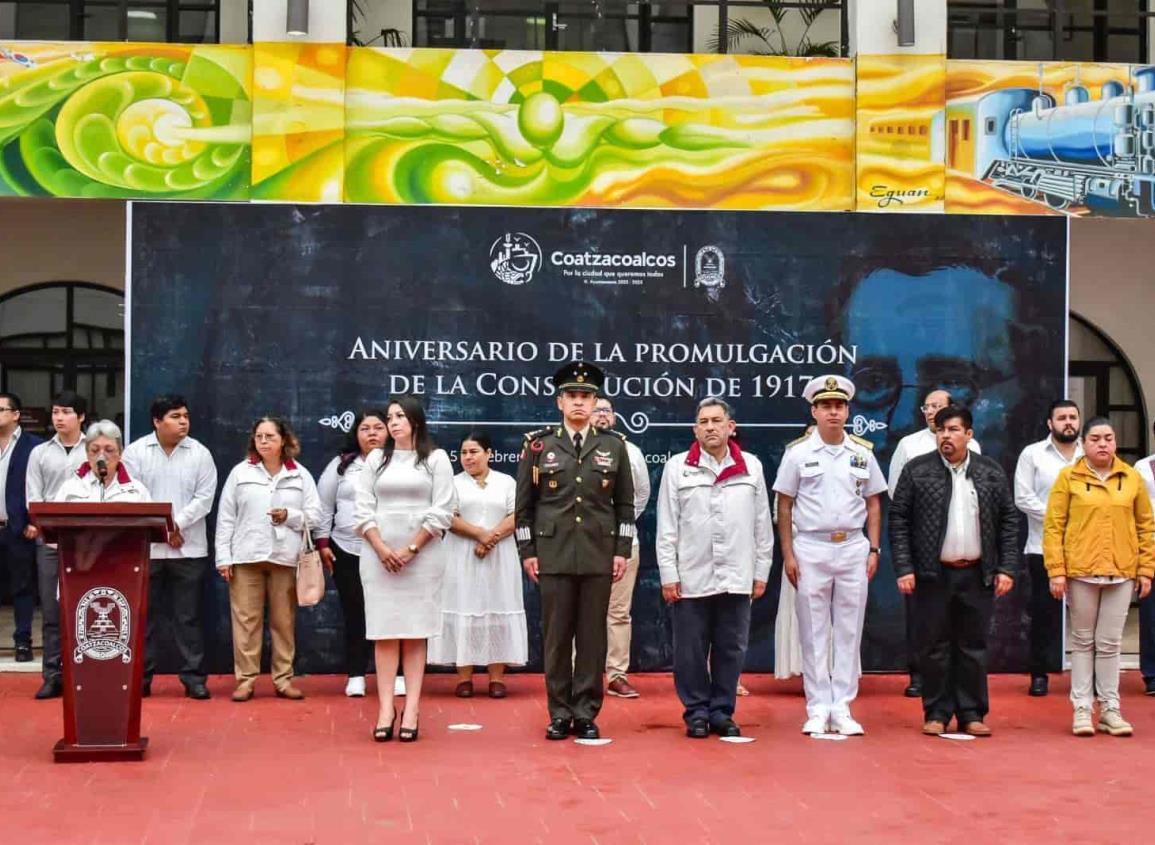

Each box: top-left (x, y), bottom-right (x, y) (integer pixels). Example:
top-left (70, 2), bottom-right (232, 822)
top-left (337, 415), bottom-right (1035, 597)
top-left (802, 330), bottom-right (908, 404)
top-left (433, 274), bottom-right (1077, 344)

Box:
top-left (592, 395), bottom-right (651, 699)
top-left (657, 396), bottom-right (773, 738)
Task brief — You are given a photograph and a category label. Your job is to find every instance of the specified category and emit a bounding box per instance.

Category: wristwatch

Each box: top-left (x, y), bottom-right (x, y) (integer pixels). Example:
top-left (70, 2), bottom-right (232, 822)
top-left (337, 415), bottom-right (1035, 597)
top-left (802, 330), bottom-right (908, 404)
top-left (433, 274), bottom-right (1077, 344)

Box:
top-left (408, 543), bottom-right (419, 554)
top-left (869, 546), bottom-right (882, 555)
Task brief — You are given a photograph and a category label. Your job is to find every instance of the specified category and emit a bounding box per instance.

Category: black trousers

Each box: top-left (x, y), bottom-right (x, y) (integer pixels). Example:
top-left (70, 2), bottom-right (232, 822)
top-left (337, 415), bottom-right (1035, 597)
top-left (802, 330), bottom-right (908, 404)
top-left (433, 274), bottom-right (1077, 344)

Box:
top-left (672, 592), bottom-right (751, 727)
top-left (540, 573), bottom-right (612, 722)
top-left (0, 527), bottom-right (36, 646)
top-left (1140, 589), bottom-right (1155, 682)
top-left (37, 544), bottom-right (61, 681)
top-left (914, 564), bottom-right (994, 725)
top-left (903, 594), bottom-right (918, 679)
top-left (331, 540), bottom-right (369, 677)
top-left (145, 556), bottom-right (208, 685)
top-left (1025, 553), bottom-right (1063, 676)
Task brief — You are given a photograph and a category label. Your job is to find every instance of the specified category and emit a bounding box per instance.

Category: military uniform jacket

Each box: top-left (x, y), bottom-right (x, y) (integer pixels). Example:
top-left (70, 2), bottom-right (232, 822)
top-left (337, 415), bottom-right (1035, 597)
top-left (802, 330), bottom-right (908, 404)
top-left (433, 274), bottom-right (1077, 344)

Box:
top-left (515, 425), bottom-right (636, 575)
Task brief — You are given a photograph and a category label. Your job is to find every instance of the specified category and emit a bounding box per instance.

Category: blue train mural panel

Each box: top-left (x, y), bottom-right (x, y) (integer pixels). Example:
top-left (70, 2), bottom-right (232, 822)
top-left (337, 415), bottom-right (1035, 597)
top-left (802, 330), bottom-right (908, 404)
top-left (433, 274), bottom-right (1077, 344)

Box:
top-left (948, 66), bottom-right (1155, 216)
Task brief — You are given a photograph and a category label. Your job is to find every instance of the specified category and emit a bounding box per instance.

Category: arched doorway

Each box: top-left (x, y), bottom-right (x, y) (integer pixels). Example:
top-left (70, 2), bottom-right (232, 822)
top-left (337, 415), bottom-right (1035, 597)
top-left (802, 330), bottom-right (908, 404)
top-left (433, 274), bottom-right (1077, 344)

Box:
top-left (1068, 313), bottom-right (1147, 464)
top-left (0, 282), bottom-right (124, 435)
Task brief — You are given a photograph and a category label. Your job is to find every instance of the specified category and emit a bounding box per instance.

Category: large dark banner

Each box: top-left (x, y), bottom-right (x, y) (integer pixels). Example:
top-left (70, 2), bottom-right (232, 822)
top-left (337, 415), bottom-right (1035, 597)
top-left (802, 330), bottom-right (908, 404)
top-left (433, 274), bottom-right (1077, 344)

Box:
top-left (130, 204), bottom-right (1067, 675)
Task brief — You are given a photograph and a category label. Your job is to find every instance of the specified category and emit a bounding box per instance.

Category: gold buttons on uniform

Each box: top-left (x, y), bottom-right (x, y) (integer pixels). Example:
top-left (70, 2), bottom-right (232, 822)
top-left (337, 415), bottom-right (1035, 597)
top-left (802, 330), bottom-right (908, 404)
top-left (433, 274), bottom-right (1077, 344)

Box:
top-left (576, 516), bottom-right (583, 523)
top-left (576, 476), bottom-right (582, 483)
top-left (576, 497), bottom-right (582, 502)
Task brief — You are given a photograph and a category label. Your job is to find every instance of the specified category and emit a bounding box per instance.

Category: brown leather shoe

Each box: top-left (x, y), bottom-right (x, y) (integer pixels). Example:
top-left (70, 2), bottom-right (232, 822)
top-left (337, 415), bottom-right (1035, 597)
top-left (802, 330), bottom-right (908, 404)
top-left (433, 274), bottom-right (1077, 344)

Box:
top-left (487, 681), bottom-right (507, 699)
top-left (922, 720), bottom-right (946, 736)
top-left (455, 680), bottom-right (474, 698)
top-left (607, 677), bottom-right (640, 698)
top-left (231, 684), bottom-right (254, 703)
top-left (963, 721), bottom-right (991, 737)
top-left (275, 684), bottom-right (305, 700)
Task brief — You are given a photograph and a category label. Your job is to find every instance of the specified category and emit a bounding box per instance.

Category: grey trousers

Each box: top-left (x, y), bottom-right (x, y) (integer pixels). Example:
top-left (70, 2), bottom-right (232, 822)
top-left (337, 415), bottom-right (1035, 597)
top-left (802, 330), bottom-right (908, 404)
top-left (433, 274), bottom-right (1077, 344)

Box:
top-left (37, 544), bottom-right (61, 682)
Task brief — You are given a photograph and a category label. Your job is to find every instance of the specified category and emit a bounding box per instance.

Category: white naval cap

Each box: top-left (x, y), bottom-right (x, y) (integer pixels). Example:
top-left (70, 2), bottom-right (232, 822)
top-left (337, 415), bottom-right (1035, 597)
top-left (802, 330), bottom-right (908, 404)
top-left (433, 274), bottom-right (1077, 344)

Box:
top-left (802, 374), bottom-right (855, 404)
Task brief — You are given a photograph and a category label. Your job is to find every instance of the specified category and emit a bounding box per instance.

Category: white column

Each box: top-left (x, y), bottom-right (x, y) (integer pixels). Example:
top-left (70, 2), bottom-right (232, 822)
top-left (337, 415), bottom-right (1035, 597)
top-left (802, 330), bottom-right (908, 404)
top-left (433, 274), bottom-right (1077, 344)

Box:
top-left (252, 0), bottom-right (348, 43)
top-left (219, 0), bottom-right (250, 44)
top-left (848, 0), bottom-right (946, 56)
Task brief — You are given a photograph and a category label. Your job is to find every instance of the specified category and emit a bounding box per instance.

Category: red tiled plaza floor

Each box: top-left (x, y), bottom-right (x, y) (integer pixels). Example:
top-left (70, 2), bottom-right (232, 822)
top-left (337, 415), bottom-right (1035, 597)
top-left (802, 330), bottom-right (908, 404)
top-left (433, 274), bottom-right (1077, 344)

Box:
top-left (3, 672), bottom-right (1155, 844)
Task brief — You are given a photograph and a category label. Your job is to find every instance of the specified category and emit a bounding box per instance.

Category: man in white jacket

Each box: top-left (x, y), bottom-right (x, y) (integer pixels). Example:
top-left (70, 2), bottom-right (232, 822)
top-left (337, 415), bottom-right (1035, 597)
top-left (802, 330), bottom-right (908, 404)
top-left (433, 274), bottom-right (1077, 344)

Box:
top-left (657, 397), bottom-right (773, 739)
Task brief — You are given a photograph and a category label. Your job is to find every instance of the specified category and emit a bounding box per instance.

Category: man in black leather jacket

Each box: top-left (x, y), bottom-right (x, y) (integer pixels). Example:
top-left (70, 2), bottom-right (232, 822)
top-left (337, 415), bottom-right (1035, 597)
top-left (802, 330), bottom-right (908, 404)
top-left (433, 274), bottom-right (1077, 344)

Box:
top-left (889, 405), bottom-right (1019, 737)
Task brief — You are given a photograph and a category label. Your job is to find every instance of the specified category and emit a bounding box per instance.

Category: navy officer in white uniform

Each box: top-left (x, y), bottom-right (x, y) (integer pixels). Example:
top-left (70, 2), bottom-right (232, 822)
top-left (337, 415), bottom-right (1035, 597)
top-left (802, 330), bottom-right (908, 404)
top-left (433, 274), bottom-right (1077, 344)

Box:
top-left (773, 375), bottom-right (886, 736)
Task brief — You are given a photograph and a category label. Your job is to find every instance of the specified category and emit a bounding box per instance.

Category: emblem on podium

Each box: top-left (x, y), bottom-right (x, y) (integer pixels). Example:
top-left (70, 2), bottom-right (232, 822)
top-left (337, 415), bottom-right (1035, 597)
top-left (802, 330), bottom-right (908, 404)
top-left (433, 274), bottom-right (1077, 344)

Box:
top-left (74, 587), bottom-right (132, 664)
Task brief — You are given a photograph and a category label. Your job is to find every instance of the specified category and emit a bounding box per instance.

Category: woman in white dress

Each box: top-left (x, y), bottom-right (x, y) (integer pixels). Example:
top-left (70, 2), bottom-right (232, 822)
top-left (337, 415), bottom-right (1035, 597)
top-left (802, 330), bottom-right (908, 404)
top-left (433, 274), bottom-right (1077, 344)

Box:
top-left (428, 431), bottom-right (527, 698)
top-left (354, 396), bottom-right (455, 742)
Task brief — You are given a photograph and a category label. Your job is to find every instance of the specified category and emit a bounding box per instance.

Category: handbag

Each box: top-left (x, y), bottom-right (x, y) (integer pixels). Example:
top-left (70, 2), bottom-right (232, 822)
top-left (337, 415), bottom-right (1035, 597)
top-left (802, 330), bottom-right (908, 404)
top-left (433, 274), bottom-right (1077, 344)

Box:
top-left (296, 515), bottom-right (325, 607)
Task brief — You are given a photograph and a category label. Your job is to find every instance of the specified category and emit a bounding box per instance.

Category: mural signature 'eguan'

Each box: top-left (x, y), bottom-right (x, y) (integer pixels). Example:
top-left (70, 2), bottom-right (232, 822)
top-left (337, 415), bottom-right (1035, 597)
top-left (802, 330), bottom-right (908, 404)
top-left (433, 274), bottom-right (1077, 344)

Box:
top-left (0, 43), bottom-right (251, 199)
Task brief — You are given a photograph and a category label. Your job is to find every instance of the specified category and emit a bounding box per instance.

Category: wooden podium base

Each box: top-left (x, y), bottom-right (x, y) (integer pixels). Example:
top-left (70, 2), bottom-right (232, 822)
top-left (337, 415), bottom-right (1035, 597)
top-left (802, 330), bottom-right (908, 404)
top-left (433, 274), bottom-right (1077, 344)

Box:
top-left (53, 737), bottom-right (149, 763)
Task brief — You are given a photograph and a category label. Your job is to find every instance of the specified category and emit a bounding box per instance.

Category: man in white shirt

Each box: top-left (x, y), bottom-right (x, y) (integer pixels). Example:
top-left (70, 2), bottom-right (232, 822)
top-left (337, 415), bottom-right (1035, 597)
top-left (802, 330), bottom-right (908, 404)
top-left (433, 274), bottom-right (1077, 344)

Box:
top-left (25, 390), bottom-right (88, 699)
top-left (887, 388), bottom-right (982, 698)
top-left (592, 396), bottom-right (651, 699)
top-left (657, 397), bottom-right (772, 738)
top-left (1013, 399), bottom-right (1082, 697)
top-left (1132, 421), bottom-right (1155, 696)
top-left (123, 395), bottom-right (218, 700)
top-left (774, 375), bottom-right (886, 737)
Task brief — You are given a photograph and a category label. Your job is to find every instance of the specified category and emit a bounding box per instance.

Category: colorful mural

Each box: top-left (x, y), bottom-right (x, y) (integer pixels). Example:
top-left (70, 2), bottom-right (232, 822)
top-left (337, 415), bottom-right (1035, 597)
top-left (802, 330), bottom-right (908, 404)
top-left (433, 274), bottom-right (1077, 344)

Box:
top-left (251, 42), bottom-right (345, 202)
top-left (342, 49), bottom-right (855, 210)
top-left (0, 42), bottom-right (251, 200)
top-left (946, 61), bottom-right (1155, 217)
top-left (856, 54), bottom-right (946, 212)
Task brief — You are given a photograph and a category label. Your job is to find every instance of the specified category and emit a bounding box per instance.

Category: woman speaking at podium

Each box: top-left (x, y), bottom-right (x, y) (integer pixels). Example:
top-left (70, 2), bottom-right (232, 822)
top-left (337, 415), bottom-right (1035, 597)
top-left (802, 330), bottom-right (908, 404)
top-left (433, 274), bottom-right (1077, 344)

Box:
top-left (54, 421), bottom-right (151, 503)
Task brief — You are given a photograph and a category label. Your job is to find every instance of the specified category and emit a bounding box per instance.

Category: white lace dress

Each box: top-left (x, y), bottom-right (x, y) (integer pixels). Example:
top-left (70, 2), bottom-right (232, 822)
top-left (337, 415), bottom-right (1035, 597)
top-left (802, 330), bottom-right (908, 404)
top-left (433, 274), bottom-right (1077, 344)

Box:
top-left (427, 471), bottom-right (528, 666)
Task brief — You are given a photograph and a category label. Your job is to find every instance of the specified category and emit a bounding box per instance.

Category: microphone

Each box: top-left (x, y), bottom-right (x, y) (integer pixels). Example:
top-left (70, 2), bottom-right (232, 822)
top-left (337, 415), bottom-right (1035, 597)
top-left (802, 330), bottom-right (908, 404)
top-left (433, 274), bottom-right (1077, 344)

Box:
top-left (96, 457), bottom-right (108, 479)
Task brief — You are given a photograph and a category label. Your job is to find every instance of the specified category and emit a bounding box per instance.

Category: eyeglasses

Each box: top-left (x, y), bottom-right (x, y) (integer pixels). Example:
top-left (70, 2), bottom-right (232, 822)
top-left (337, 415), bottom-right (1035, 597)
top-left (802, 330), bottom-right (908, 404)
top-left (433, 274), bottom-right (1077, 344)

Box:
top-left (920, 403), bottom-right (947, 413)
top-left (593, 408), bottom-right (613, 415)
top-left (0, 407), bottom-right (15, 413)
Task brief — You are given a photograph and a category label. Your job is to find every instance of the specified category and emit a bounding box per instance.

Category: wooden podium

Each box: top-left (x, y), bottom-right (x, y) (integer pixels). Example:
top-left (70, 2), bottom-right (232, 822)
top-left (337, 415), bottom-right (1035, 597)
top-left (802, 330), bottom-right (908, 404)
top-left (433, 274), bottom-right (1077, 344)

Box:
top-left (30, 502), bottom-right (173, 763)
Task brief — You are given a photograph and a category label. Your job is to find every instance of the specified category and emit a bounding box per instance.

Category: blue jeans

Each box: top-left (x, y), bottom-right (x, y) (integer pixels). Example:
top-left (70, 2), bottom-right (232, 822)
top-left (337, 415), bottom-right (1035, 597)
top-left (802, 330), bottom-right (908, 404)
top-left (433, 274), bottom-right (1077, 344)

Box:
top-left (672, 592), bottom-right (751, 727)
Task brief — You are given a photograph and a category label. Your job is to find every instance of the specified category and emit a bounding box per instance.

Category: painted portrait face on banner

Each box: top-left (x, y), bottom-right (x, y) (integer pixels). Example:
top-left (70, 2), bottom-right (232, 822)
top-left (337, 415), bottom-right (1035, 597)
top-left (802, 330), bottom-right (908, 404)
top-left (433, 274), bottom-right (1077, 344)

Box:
top-left (839, 266), bottom-right (1023, 460)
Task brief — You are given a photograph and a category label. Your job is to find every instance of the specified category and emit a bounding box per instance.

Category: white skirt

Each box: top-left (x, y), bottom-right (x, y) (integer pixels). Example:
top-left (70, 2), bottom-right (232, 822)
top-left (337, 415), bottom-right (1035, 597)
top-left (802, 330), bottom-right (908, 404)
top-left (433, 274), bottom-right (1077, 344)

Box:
top-left (427, 533), bottom-right (527, 666)
top-left (775, 571), bottom-right (804, 679)
top-left (360, 510), bottom-right (446, 640)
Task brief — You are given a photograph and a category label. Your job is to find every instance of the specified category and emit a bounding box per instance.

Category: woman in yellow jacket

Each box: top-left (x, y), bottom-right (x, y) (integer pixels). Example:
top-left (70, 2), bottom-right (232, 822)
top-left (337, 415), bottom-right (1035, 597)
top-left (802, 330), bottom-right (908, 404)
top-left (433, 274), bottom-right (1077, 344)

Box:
top-left (1044, 417), bottom-right (1155, 737)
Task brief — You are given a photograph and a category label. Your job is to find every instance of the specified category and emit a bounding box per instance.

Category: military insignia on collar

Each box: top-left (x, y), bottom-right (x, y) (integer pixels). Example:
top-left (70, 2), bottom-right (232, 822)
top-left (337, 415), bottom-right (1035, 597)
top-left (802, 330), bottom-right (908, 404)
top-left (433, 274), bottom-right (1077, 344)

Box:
top-left (850, 454), bottom-right (867, 469)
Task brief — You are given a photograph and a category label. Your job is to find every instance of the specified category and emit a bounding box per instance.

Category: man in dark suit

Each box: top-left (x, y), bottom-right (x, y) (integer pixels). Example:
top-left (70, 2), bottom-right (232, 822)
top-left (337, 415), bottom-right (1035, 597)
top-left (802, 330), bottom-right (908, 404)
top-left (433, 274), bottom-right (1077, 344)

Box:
top-left (516, 361), bottom-right (636, 741)
top-left (0, 392), bottom-right (43, 662)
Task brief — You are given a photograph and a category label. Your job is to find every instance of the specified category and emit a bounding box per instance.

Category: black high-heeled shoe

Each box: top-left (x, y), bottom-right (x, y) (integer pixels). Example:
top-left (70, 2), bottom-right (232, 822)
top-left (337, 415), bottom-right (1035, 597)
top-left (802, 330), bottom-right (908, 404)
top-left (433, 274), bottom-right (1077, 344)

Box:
top-left (373, 712), bottom-right (397, 742)
top-left (398, 716), bottom-right (419, 743)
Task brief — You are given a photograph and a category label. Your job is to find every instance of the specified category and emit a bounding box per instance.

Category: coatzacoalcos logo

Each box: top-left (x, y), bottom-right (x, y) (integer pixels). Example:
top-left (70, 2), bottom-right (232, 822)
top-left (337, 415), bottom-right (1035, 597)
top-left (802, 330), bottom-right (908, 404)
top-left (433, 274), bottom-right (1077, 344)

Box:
top-left (74, 586), bottom-right (132, 664)
top-left (694, 246), bottom-right (725, 288)
top-left (490, 233), bottom-right (543, 285)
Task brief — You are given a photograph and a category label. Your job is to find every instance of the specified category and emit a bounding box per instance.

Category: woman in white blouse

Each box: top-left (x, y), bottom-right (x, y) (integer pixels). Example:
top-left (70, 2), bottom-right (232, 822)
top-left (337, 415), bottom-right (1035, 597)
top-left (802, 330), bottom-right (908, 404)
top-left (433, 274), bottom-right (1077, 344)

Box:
top-left (214, 417), bottom-right (324, 703)
top-left (354, 395), bottom-right (455, 742)
top-left (55, 420), bottom-right (151, 503)
top-left (316, 409), bottom-right (387, 698)
top-left (428, 430), bottom-right (527, 698)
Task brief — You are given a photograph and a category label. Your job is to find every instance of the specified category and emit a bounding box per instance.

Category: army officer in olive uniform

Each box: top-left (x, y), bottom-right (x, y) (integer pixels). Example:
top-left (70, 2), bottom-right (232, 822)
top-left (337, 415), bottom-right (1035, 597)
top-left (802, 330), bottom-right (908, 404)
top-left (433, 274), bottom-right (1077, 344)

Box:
top-left (516, 361), bottom-right (636, 741)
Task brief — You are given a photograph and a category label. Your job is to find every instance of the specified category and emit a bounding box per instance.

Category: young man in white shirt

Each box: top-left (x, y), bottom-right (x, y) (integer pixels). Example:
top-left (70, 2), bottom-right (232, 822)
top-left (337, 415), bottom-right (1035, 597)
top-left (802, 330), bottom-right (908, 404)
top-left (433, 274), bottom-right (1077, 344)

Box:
top-left (25, 390), bottom-right (88, 699)
top-left (123, 395), bottom-right (218, 700)
top-left (657, 397), bottom-right (773, 738)
top-left (1013, 399), bottom-right (1081, 697)
top-left (775, 375), bottom-right (886, 736)
top-left (887, 388), bottom-right (982, 698)
top-left (592, 396), bottom-right (651, 699)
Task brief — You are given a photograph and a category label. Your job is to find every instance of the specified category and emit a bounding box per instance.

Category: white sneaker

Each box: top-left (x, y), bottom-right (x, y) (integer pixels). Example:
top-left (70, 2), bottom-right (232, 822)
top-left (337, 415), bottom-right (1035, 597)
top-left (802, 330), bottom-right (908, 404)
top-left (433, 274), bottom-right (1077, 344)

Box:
top-left (829, 712), bottom-right (865, 736)
top-left (394, 676), bottom-right (406, 696)
top-left (344, 676), bottom-right (366, 698)
top-left (802, 713), bottom-right (829, 735)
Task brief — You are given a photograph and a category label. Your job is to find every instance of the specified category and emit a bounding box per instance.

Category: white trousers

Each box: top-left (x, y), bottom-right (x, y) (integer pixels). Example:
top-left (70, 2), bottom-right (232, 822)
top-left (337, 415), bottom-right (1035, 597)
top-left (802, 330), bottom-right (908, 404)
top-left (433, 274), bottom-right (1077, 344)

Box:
top-left (793, 534), bottom-right (869, 718)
